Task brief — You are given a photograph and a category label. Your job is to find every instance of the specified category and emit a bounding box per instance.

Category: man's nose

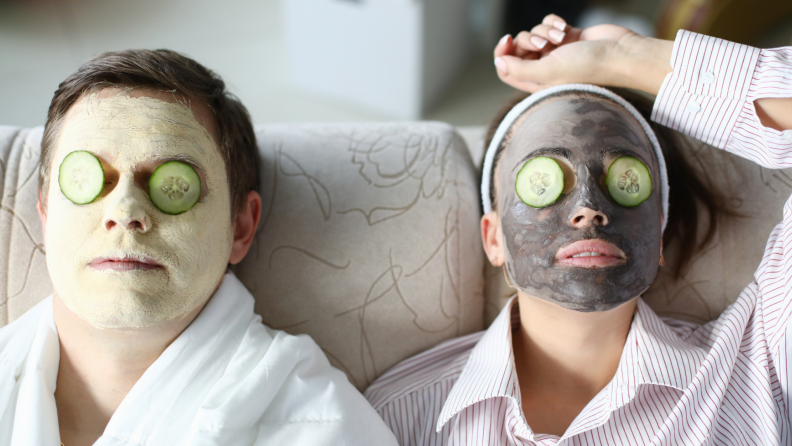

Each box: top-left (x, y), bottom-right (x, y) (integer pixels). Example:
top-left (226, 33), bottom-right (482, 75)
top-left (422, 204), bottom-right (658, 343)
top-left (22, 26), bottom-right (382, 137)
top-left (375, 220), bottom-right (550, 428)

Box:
top-left (103, 174), bottom-right (150, 233)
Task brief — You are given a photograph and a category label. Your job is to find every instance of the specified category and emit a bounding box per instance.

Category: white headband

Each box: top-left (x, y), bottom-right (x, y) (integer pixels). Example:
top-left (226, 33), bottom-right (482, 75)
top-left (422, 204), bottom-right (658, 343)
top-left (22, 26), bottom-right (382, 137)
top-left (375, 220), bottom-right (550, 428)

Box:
top-left (480, 83), bottom-right (669, 234)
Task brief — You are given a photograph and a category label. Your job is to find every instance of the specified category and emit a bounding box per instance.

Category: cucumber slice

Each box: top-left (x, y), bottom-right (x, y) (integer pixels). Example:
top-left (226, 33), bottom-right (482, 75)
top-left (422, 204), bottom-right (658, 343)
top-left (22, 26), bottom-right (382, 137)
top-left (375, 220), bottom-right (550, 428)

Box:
top-left (149, 161), bottom-right (201, 215)
top-left (58, 151), bottom-right (105, 205)
top-left (515, 156), bottom-right (565, 208)
top-left (607, 156), bottom-right (652, 207)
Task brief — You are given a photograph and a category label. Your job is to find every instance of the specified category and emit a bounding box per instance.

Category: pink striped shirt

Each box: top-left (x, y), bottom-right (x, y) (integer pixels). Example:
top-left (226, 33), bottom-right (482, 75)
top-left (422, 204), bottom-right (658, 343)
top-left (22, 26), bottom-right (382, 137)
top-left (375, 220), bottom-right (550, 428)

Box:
top-left (364, 31), bottom-right (792, 445)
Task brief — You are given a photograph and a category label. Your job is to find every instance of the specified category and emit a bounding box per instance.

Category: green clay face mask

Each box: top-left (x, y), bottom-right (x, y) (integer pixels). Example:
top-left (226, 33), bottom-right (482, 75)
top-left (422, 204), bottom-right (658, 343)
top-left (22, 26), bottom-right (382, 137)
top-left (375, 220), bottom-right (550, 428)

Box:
top-left (496, 97), bottom-right (663, 312)
top-left (45, 91), bottom-right (233, 329)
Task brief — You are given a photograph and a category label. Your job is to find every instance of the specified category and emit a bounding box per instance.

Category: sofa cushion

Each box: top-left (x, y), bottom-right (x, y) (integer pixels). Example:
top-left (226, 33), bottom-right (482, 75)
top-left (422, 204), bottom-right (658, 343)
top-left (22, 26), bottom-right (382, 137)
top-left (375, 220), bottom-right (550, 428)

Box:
top-left (0, 123), bottom-right (485, 391)
top-left (0, 127), bottom-right (50, 323)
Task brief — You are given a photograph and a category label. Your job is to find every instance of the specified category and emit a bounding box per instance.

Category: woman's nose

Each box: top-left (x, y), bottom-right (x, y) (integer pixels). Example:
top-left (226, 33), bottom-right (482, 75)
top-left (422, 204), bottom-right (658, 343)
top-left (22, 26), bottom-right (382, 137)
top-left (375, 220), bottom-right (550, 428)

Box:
top-left (569, 206), bottom-right (609, 228)
top-left (102, 175), bottom-right (150, 233)
top-left (568, 169), bottom-right (610, 228)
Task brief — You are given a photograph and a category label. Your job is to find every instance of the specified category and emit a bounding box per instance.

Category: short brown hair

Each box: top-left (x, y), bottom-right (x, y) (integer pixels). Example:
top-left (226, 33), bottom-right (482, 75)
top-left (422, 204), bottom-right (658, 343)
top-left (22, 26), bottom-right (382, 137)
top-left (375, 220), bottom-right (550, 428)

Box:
top-left (485, 88), bottom-right (737, 279)
top-left (40, 49), bottom-right (260, 217)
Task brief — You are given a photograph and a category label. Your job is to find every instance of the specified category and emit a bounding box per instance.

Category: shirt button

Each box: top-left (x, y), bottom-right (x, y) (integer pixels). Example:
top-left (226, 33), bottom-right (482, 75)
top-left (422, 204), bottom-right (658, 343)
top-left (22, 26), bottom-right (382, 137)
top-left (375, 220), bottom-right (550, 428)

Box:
top-left (687, 101), bottom-right (702, 114)
top-left (783, 130), bottom-right (792, 143)
top-left (701, 71), bottom-right (716, 84)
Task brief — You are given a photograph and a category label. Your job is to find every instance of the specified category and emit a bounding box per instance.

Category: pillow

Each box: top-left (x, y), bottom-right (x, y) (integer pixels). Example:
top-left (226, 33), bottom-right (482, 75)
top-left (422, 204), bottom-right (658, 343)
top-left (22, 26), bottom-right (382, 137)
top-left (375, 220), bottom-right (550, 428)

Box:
top-left (0, 127), bottom-right (50, 323)
top-left (234, 123), bottom-right (485, 389)
top-left (0, 123), bottom-right (485, 391)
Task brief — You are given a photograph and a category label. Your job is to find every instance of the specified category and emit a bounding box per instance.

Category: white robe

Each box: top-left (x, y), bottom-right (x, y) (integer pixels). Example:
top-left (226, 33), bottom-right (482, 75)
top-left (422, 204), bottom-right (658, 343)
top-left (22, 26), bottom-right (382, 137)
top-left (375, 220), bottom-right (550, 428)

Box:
top-left (0, 272), bottom-right (397, 446)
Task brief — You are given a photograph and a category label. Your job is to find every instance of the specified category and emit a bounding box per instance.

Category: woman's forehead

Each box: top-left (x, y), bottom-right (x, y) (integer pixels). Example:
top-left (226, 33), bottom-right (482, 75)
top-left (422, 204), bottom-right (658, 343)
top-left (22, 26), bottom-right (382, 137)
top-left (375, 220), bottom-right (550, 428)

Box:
top-left (502, 96), bottom-right (655, 166)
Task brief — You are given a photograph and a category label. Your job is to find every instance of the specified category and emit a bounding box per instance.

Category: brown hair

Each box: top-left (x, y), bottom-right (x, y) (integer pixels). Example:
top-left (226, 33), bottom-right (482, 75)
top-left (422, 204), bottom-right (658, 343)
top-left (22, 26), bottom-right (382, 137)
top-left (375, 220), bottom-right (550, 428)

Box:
top-left (485, 88), bottom-right (735, 279)
top-left (40, 49), bottom-right (260, 217)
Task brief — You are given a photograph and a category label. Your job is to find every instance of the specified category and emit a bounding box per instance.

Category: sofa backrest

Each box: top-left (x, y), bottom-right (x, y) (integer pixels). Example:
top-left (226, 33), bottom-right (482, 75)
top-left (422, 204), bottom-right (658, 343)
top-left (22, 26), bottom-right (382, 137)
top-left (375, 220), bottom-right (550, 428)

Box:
top-left (4, 122), bottom-right (792, 390)
top-left (0, 123), bottom-right (485, 391)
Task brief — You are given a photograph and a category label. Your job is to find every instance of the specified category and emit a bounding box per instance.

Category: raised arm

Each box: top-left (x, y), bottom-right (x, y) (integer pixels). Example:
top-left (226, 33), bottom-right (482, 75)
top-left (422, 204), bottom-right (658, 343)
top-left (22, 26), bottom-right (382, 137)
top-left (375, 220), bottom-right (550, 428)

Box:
top-left (650, 31), bottom-right (792, 166)
top-left (495, 15), bottom-right (792, 157)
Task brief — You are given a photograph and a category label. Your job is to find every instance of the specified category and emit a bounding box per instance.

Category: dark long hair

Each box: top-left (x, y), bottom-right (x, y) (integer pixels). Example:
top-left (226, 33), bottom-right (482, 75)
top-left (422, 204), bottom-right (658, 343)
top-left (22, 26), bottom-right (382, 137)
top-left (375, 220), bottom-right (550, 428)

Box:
top-left (485, 88), bottom-right (735, 279)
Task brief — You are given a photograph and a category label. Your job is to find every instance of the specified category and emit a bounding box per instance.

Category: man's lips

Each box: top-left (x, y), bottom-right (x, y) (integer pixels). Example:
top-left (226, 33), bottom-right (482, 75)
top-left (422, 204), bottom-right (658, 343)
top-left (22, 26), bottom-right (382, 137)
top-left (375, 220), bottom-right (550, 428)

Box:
top-left (555, 239), bottom-right (626, 268)
top-left (89, 255), bottom-right (164, 272)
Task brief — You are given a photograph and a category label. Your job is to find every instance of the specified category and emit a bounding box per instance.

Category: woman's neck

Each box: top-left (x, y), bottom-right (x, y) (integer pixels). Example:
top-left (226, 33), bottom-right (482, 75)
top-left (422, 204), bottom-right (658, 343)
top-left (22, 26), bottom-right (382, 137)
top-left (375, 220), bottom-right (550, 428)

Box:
top-left (52, 293), bottom-right (203, 446)
top-left (512, 292), bottom-right (637, 436)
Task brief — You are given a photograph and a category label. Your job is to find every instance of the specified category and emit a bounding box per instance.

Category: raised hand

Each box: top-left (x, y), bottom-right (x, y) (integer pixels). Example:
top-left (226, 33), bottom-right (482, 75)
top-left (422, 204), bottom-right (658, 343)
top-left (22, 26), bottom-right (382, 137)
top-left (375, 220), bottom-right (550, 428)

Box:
top-left (494, 14), bottom-right (671, 95)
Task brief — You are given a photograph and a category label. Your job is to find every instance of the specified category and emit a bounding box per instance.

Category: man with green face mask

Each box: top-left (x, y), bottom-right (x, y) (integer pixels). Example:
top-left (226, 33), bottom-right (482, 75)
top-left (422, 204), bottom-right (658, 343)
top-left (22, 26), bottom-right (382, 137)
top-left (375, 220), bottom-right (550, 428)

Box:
top-left (0, 49), bottom-right (397, 446)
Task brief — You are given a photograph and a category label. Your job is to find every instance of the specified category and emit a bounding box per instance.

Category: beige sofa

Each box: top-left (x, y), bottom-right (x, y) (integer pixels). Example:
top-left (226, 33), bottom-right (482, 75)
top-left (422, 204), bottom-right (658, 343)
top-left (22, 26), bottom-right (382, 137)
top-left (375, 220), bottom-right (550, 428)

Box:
top-left (1, 122), bottom-right (789, 391)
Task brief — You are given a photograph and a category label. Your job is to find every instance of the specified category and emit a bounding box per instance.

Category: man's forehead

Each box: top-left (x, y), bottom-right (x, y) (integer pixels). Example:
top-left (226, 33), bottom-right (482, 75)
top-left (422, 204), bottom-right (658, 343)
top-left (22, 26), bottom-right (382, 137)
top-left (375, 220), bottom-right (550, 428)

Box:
top-left (55, 93), bottom-right (219, 168)
top-left (64, 87), bottom-right (218, 142)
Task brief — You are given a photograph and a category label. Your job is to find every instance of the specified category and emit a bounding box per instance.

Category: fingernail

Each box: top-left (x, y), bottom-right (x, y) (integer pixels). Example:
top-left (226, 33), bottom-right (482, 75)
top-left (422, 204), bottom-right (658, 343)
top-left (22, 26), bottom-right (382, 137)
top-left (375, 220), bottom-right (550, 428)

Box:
top-left (499, 34), bottom-right (511, 46)
top-left (530, 36), bottom-right (547, 49)
top-left (549, 29), bottom-right (565, 42)
top-left (553, 20), bottom-right (566, 31)
top-left (494, 57), bottom-right (507, 74)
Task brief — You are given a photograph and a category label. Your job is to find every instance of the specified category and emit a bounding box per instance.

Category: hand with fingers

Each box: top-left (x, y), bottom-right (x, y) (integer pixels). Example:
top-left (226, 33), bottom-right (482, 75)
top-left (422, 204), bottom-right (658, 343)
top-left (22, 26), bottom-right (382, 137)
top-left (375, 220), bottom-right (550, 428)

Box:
top-left (494, 14), bottom-right (673, 96)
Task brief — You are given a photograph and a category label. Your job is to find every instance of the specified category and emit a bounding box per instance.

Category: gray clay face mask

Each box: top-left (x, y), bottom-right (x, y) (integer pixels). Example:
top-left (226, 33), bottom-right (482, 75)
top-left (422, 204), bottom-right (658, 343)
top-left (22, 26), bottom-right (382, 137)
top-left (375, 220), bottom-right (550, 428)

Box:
top-left (496, 97), bottom-right (663, 312)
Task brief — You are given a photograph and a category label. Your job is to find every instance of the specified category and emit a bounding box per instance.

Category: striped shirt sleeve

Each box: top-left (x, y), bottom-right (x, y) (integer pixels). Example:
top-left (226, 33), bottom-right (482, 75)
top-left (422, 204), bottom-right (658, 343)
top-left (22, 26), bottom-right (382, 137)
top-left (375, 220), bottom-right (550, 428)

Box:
top-left (652, 30), bottom-right (792, 167)
top-left (652, 30), bottom-right (792, 370)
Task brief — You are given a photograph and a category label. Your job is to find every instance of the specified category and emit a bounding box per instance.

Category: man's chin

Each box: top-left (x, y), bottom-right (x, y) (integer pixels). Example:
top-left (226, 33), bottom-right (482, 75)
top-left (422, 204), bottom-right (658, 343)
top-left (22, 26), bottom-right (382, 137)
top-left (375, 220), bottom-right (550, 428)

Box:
top-left (62, 288), bottom-right (193, 329)
top-left (84, 312), bottom-right (162, 330)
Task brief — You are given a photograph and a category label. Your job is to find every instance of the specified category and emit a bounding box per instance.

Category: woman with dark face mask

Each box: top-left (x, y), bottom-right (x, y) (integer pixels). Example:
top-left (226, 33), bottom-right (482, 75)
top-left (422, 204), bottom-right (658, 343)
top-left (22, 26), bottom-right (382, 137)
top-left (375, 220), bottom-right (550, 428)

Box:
top-left (365, 16), bottom-right (792, 446)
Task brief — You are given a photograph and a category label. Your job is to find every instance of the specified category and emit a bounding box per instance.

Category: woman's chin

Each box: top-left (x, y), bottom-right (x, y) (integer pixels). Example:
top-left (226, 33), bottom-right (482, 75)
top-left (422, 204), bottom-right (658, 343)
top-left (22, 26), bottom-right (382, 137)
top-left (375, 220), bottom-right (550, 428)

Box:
top-left (518, 285), bottom-right (641, 313)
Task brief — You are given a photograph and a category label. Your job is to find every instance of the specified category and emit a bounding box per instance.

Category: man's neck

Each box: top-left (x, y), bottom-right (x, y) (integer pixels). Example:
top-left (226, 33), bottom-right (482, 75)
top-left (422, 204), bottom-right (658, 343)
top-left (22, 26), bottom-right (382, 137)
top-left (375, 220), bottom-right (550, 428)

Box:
top-left (512, 292), bottom-right (637, 436)
top-left (52, 293), bottom-right (203, 445)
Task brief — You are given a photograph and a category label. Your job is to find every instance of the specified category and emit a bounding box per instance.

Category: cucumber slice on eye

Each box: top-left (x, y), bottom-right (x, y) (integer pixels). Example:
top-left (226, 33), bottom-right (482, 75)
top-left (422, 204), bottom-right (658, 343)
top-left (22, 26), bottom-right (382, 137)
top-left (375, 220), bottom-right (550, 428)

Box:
top-left (58, 151), bottom-right (105, 204)
top-left (515, 156), bottom-right (565, 208)
top-left (148, 161), bottom-right (201, 215)
top-left (606, 156), bottom-right (652, 207)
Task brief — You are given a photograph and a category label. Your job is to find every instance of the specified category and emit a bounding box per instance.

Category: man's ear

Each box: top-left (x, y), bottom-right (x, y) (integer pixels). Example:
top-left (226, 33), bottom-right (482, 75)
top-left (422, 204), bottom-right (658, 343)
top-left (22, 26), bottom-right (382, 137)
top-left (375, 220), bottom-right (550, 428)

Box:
top-left (37, 194), bottom-right (46, 247)
top-left (481, 211), bottom-right (505, 267)
top-left (229, 190), bottom-right (262, 265)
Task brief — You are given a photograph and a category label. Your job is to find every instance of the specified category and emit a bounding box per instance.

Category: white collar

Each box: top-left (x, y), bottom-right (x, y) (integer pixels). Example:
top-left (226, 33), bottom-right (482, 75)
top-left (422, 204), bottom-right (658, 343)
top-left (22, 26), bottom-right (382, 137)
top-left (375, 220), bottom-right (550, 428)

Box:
top-left (436, 296), bottom-right (706, 435)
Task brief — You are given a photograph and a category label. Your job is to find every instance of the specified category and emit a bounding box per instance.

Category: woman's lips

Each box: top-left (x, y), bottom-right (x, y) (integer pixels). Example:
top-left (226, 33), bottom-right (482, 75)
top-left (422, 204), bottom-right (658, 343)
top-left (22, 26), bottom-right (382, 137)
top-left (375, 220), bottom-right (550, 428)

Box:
top-left (555, 239), bottom-right (626, 268)
top-left (89, 255), bottom-right (164, 272)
